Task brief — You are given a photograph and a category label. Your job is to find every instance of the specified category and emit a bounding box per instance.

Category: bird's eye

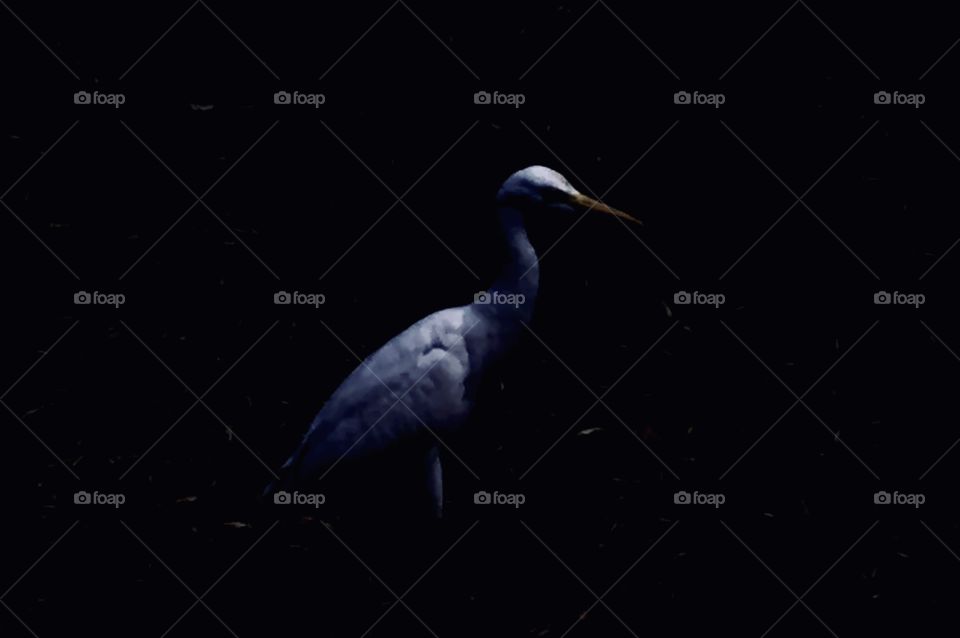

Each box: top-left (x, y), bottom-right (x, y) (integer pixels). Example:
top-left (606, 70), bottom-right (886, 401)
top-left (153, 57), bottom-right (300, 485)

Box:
top-left (543, 189), bottom-right (566, 202)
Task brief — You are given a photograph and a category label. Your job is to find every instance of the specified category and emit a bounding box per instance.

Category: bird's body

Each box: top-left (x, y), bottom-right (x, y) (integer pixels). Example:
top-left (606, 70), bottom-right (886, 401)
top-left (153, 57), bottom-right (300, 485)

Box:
top-left (266, 166), bottom-right (636, 516)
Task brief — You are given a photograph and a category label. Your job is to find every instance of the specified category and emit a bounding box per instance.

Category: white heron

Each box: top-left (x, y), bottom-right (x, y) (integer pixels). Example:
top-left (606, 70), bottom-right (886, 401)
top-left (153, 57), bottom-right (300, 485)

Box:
top-left (265, 166), bottom-right (639, 516)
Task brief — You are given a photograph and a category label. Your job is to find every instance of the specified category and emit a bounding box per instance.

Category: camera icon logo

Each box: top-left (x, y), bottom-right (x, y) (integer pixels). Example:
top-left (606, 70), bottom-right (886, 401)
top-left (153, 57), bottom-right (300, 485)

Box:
top-left (274, 91), bottom-right (292, 105)
top-left (474, 91), bottom-right (491, 105)
top-left (673, 291), bottom-right (691, 305)
top-left (273, 490), bottom-right (292, 505)
top-left (474, 291), bottom-right (491, 304)
top-left (74, 291), bottom-right (92, 305)
top-left (474, 490), bottom-right (492, 504)
top-left (674, 490), bottom-right (691, 504)
top-left (673, 91), bottom-right (691, 105)
top-left (274, 291), bottom-right (292, 305)
top-left (874, 490), bottom-right (891, 504)
top-left (873, 291), bottom-right (891, 305)
top-left (873, 91), bottom-right (891, 105)
top-left (74, 91), bottom-right (91, 105)
top-left (74, 490), bottom-right (92, 504)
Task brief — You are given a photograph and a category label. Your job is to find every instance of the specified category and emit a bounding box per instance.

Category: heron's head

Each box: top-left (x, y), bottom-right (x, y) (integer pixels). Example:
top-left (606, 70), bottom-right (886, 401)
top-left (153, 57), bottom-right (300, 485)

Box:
top-left (496, 166), bottom-right (640, 224)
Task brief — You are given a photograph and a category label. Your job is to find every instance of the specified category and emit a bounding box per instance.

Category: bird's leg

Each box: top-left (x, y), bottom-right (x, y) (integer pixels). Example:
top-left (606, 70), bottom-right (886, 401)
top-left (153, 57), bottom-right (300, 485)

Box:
top-left (424, 445), bottom-right (443, 518)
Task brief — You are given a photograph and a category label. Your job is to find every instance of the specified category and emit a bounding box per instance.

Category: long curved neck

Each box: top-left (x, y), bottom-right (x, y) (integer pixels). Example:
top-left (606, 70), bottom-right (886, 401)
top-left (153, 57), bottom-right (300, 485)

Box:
top-left (486, 206), bottom-right (539, 322)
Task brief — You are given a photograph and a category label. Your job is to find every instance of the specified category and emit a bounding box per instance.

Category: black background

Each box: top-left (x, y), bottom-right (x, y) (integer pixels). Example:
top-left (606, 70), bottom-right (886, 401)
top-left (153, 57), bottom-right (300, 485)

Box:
top-left (3, 1), bottom-right (960, 636)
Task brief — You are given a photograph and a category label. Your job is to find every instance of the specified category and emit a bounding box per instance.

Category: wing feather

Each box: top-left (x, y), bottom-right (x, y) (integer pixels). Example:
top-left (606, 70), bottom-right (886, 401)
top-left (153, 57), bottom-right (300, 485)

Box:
top-left (271, 306), bottom-right (476, 491)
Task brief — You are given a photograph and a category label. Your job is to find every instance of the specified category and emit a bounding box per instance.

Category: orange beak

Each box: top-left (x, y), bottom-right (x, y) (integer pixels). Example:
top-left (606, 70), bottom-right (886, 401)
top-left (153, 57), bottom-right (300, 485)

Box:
top-left (568, 192), bottom-right (642, 225)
